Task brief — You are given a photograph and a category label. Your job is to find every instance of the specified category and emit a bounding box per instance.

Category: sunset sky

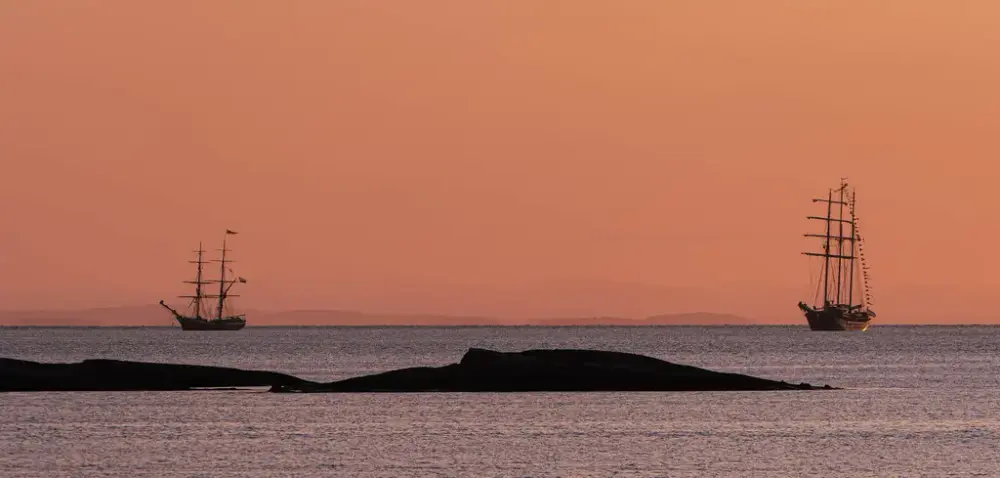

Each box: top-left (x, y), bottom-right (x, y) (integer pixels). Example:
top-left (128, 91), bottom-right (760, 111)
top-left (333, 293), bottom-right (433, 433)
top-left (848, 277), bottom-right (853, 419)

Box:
top-left (1, 2), bottom-right (998, 322)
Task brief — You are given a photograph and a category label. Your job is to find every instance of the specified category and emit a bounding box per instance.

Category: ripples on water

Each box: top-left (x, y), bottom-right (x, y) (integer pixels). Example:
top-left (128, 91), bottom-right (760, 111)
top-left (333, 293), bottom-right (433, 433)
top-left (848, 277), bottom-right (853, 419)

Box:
top-left (2, 326), bottom-right (999, 477)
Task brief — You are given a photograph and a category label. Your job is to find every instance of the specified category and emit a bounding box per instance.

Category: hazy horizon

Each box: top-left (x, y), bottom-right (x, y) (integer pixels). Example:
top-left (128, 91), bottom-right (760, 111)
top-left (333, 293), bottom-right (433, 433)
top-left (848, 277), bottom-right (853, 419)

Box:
top-left (3, 2), bottom-right (1000, 324)
top-left (0, 283), bottom-right (995, 326)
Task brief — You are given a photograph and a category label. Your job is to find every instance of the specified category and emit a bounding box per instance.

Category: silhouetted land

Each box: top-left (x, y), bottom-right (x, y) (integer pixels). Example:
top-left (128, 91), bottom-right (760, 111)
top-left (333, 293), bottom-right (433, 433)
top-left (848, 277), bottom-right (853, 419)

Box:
top-left (0, 358), bottom-right (307, 392)
top-left (1, 349), bottom-right (834, 392)
top-left (529, 313), bottom-right (749, 326)
top-left (273, 348), bottom-right (833, 393)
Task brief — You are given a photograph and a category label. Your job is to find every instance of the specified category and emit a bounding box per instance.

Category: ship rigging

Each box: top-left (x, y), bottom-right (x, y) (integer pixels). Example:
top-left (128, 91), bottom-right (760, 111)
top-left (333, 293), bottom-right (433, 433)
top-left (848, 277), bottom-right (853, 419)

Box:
top-left (159, 229), bottom-right (248, 331)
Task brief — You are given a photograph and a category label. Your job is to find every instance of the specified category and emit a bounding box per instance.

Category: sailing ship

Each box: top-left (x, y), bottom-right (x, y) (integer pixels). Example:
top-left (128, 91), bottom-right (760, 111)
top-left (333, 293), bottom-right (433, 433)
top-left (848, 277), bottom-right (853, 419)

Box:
top-left (798, 179), bottom-right (877, 331)
top-left (159, 230), bottom-right (248, 331)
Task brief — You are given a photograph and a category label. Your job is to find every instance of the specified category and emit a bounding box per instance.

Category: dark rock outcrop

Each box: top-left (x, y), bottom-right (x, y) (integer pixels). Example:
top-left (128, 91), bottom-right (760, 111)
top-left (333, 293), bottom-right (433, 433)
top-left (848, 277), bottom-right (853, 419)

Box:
top-left (1, 349), bottom-right (837, 393)
top-left (271, 348), bottom-right (836, 393)
top-left (0, 358), bottom-right (310, 392)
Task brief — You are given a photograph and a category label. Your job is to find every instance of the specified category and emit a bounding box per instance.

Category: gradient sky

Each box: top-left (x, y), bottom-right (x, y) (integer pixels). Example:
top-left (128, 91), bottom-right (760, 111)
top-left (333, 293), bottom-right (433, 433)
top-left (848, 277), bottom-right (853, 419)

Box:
top-left (1, 2), bottom-right (998, 321)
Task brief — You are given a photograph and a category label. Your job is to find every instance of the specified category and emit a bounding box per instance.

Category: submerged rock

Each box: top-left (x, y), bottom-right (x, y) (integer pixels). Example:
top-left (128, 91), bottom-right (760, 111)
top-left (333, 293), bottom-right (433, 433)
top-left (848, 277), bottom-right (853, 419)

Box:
top-left (0, 358), bottom-right (309, 392)
top-left (271, 348), bottom-right (837, 393)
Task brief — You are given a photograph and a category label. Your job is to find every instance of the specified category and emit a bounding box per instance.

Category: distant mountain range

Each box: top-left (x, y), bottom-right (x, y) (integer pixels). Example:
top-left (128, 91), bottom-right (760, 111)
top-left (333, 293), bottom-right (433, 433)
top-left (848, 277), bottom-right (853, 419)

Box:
top-left (0, 305), bottom-right (752, 327)
top-left (521, 313), bottom-right (751, 326)
top-left (251, 310), bottom-right (752, 326)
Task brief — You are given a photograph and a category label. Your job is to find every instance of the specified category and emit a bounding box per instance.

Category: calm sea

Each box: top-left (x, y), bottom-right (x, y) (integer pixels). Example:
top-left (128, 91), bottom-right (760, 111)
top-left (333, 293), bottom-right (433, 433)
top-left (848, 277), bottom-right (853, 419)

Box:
top-left (2, 325), bottom-right (999, 477)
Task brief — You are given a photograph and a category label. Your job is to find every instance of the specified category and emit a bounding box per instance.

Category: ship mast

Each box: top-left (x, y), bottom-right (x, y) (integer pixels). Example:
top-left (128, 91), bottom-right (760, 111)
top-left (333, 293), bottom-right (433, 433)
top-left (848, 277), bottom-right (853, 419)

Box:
top-left (217, 232), bottom-right (229, 320)
top-left (822, 188), bottom-right (832, 306)
top-left (835, 180), bottom-right (846, 304)
top-left (804, 181), bottom-right (856, 308)
top-left (194, 243), bottom-right (204, 318)
top-left (214, 230), bottom-right (241, 320)
top-left (179, 243), bottom-right (207, 318)
top-left (847, 189), bottom-right (857, 308)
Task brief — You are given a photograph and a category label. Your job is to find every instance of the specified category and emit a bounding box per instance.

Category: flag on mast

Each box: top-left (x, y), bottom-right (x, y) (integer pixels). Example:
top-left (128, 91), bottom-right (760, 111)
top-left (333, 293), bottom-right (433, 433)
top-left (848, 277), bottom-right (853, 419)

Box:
top-left (226, 229), bottom-right (238, 235)
top-left (238, 277), bottom-right (248, 283)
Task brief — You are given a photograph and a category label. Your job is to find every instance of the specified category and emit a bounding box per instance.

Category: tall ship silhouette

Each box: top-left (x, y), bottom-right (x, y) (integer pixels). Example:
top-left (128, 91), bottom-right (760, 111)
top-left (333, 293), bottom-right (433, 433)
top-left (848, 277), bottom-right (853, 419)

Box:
top-left (160, 230), bottom-right (247, 330)
top-left (798, 179), bottom-right (876, 331)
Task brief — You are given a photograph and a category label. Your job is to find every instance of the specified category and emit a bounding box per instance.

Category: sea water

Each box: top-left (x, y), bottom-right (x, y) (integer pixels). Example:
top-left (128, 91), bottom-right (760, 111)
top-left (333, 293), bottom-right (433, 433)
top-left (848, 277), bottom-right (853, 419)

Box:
top-left (2, 325), bottom-right (999, 477)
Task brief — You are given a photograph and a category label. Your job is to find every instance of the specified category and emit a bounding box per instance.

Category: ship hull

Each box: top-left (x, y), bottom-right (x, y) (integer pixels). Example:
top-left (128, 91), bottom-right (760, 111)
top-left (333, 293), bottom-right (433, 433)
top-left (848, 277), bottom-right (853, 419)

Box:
top-left (798, 302), bottom-right (871, 331)
top-left (802, 309), bottom-right (870, 331)
top-left (175, 316), bottom-right (246, 331)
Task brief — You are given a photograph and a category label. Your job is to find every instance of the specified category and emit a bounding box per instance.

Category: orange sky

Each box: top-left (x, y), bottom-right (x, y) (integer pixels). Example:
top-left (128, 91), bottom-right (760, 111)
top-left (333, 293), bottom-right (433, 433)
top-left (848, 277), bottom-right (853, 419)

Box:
top-left (1, 2), bottom-right (999, 322)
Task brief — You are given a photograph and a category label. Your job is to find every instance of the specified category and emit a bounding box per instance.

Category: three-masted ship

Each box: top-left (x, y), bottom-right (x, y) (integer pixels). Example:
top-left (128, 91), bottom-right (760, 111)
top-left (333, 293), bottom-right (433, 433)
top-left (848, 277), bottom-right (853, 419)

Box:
top-left (159, 230), bottom-right (247, 331)
top-left (798, 179), bottom-right (877, 331)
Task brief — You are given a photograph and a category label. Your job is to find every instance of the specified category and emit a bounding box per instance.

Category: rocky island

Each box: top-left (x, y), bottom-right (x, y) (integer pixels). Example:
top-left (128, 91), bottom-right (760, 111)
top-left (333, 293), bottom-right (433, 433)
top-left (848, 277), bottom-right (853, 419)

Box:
top-left (274, 348), bottom-right (833, 393)
top-left (0, 357), bottom-right (308, 392)
top-left (0, 349), bottom-right (835, 393)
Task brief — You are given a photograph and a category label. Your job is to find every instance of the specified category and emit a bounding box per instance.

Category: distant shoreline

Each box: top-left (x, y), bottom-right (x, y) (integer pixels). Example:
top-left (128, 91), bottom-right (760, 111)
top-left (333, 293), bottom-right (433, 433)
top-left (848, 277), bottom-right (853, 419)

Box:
top-left (2, 306), bottom-right (998, 326)
top-left (0, 308), bottom-right (754, 327)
